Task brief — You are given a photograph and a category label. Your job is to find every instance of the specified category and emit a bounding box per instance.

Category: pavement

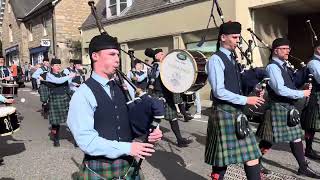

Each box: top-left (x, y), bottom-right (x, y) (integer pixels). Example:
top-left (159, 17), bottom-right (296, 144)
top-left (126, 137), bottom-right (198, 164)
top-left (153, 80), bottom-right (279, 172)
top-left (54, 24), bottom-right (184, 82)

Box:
top-left (0, 83), bottom-right (320, 179)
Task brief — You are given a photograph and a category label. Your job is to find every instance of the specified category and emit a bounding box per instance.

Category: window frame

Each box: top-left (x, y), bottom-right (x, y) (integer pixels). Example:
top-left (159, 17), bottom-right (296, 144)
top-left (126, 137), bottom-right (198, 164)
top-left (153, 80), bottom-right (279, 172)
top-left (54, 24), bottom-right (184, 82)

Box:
top-left (28, 23), bottom-right (33, 41)
top-left (42, 17), bottom-right (48, 36)
top-left (8, 24), bottom-right (13, 42)
top-left (106, 0), bottom-right (132, 18)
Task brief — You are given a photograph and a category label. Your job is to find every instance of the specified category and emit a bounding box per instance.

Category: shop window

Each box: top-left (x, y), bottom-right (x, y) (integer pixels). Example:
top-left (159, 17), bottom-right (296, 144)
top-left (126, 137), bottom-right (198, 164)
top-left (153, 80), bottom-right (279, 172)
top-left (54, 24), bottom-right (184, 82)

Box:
top-left (8, 24), bottom-right (13, 42)
top-left (106, 0), bottom-right (132, 18)
top-left (42, 17), bottom-right (47, 36)
top-left (186, 40), bottom-right (217, 58)
top-left (28, 23), bottom-right (33, 41)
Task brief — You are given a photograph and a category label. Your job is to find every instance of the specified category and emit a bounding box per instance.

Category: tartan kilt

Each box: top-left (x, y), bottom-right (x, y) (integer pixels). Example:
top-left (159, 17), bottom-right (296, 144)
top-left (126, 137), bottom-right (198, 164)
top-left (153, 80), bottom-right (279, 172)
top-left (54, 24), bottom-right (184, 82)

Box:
top-left (269, 103), bottom-right (303, 143)
top-left (173, 93), bottom-right (183, 104)
top-left (48, 93), bottom-right (70, 125)
top-left (205, 104), bottom-right (261, 167)
top-left (256, 109), bottom-right (274, 142)
top-left (301, 92), bottom-right (320, 131)
top-left (38, 84), bottom-right (50, 103)
top-left (152, 91), bottom-right (177, 121)
top-left (78, 159), bottom-right (142, 180)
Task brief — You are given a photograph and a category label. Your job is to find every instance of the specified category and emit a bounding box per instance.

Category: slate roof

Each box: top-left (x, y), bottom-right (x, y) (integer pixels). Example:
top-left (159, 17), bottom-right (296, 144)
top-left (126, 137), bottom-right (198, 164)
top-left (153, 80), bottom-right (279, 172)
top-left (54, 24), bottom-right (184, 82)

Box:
top-left (9, 0), bottom-right (54, 20)
top-left (81, 0), bottom-right (204, 30)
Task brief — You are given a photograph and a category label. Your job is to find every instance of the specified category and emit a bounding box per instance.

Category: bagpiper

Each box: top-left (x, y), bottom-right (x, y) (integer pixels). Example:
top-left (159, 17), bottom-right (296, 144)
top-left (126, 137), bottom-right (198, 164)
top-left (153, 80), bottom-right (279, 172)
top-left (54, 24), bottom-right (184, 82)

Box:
top-left (257, 38), bottom-right (320, 178)
top-left (205, 21), bottom-right (264, 180)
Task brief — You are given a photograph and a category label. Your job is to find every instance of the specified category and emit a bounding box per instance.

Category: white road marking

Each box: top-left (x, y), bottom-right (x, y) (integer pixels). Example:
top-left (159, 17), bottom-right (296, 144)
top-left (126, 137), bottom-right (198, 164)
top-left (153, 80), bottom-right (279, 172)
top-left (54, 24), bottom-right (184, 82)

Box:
top-left (190, 119), bottom-right (208, 123)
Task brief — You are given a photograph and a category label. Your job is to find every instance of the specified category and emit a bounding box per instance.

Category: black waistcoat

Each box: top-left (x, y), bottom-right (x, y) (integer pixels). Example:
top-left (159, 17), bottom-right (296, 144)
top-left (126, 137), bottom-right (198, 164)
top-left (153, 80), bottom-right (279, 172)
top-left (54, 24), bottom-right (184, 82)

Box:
top-left (47, 72), bottom-right (70, 95)
top-left (267, 60), bottom-right (297, 103)
top-left (212, 50), bottom-right (243, 107)
top-left (85, 77), bottom-right (133, 142)
top-left (311, 56), bottom-right (320, 92)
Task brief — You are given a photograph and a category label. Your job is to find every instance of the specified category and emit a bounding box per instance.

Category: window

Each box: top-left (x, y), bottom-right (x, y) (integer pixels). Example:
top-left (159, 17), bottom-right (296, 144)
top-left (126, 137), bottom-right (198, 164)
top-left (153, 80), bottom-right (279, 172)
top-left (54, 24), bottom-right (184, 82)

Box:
top-left (186, 40), bottom-right (217, 58)
top-left (9, 24), bottom-right (12, 42)
top-left (42, 17), bottom-right (47, 36)
top-left (106, 0), bottom-right (132, 17)
top-left (28, 23), bottom-right (33, 41)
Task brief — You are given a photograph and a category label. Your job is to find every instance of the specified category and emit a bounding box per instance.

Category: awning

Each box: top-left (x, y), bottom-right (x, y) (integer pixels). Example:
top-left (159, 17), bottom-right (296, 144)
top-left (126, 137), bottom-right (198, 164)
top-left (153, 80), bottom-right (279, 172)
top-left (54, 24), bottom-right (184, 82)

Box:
top-left (5, 45), bottom-right (19, 54)
top-left (29, 46), bottom-right (49, 54)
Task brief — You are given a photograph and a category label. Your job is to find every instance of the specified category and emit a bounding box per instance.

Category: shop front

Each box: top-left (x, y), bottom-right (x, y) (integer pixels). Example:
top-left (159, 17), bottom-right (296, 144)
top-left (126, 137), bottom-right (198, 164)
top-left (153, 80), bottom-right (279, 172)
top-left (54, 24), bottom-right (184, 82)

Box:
top-left (5, 45), bottom-right (20, 66)
top-left (29, 46), bottom-right (49, 66)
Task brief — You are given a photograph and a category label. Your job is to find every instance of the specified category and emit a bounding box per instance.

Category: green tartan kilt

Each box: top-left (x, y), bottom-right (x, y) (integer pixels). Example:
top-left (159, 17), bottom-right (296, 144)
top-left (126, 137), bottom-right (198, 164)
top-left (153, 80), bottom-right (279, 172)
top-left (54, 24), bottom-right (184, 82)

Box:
top-left (38, 84), bottom-right (50, 103)
top-left (269, 103), bottom-right (303, 143)
top-left (48, 93), bottom-right (70, 125)
top-left (301, 92), bottom-right (320, 131)
top-left (173, 93), bottom-right (183, 104)
top-left (78, 159), bottom-right (142, 180)
top-left (256, 109), bottom-right (274, 142)
top-left (205, 104), bottom-right (261, 167)
top-left (152, 91), bottom-right (177, 121)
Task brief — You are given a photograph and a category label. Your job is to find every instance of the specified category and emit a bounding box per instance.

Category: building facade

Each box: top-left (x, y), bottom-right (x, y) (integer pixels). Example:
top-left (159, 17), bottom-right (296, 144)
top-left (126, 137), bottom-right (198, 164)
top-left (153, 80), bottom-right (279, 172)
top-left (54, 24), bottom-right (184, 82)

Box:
top-left (80, 0), bottom-right (320, 100)
top-left (1, 0), bottom-right (92, 67)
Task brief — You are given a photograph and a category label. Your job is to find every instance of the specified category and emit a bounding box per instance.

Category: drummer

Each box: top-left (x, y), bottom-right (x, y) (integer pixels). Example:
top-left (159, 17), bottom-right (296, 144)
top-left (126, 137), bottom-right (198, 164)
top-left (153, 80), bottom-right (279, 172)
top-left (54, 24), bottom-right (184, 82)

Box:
top-left (0, 56), bottom-right (12, 81)
top-left (0, 94), bottom-right (14, 164)
top-left (145, 48), bottom-right (192, 147)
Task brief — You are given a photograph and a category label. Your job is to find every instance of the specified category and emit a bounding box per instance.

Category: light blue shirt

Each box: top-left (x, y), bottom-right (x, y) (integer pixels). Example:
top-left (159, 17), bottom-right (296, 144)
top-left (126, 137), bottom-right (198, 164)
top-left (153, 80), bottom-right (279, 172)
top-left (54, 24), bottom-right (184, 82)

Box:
top-left (307, 54), bottom-right (320, 84)
top-left (206, 47), bottom-right (247, 105)
top-left (266, 57), bottom-right (304, 99)
top-left (67, 72), bottom-right (135, 158)
top-left (46, 72), bottom-right (72, 84)
top-left (31, 66), bottom-right (49, 79)
top-left (127, 70), bottom-right (148, 82)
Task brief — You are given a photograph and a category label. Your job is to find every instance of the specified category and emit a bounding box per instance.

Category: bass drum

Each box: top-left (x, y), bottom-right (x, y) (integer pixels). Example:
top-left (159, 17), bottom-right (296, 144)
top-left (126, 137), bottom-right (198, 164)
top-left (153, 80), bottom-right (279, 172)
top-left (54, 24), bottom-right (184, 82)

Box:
top-left (160, 49), bottom-right (207, 93)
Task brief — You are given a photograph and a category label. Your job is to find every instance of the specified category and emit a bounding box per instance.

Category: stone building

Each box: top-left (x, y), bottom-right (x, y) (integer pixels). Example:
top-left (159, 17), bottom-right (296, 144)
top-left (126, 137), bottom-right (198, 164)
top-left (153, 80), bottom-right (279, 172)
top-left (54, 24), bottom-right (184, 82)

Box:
top-left (1, 0), bottom-right (93, 67)
top-left (81, 0), bottom-right (320, 100)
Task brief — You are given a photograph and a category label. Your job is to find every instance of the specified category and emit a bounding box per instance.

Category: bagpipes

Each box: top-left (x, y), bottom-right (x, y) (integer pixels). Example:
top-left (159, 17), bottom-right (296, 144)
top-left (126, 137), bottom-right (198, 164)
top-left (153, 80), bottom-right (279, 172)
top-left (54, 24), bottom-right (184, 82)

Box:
top-left (88, 1), bottom-right (165, 177)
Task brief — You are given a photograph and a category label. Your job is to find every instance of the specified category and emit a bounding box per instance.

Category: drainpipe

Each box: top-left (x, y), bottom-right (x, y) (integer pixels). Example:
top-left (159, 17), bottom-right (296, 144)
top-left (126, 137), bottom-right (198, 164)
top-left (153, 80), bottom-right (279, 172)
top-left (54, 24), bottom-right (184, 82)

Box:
top-left (51, 0), bottom-right (59, 57)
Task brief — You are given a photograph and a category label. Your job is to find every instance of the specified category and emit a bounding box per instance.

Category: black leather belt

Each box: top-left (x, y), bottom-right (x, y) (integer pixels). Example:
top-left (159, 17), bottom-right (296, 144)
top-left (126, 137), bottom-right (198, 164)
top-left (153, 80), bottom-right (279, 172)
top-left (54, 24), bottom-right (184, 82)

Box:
top-left (84, 154), bottom-right (133, 163)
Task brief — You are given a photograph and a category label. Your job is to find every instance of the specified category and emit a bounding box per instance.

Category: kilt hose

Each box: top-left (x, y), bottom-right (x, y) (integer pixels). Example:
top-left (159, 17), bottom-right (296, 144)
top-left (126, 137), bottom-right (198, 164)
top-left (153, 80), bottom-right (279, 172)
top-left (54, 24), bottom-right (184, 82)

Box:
top-left (259, 103), bottom-right (303, 143)
top-left (152, 91), bottom-right (177, 121)
top-left (301, 91), bottom-right (320, 131)
top-left (205, 104), bottom-right (261, 167)
top-left (78, 158), bottom-right (142, 180)
top-left (38, 84), bottom-right (50, 103)
top-left (48, 93), bottom-right (71, 125)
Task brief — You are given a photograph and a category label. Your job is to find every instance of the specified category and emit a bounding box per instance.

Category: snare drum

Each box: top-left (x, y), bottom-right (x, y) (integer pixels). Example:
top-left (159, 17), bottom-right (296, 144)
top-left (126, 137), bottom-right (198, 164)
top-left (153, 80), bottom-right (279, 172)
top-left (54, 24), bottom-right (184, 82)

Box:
top-left (0, 82), bottom-right (18, 98)
top-left (181, 92), bottom-right (195, 104)
top-left (160, 49), bottom-right (208, 93)
top-left (0, 106), bottom-right (19, 136)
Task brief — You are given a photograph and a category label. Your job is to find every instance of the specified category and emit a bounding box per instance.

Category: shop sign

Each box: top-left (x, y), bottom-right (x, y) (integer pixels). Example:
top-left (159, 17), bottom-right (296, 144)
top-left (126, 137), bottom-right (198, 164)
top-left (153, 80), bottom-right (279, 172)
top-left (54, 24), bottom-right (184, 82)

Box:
top-left (40, 39), bottom-right (51, 47)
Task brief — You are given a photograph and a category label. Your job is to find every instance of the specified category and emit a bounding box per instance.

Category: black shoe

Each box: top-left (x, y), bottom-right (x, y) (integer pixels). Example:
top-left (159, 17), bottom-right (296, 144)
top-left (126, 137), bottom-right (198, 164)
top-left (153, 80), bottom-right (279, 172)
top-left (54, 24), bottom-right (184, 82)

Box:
top-left (177, 112), bottom-right (184, 118)
top-left (184, 115), bottom-right (193, 122)
top-left (305, 149), bottom-right (320, 160)
top-left (177, 138), bottom-right (193, 147)
top-left (53, 140), bottom-right (60, 147)
top-left (261, 164), bottom-right (272, 174)
top-left (298, 166), bottom-right (320, 178)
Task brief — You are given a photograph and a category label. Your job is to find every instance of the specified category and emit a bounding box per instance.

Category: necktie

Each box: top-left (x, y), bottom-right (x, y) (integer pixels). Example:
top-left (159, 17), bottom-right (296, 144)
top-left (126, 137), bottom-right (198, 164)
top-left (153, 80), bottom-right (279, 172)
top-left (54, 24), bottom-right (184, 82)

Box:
top-left (108, 80), bottom-right (115, 99)
top-left (282, 62), bottom-right (288, 71)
